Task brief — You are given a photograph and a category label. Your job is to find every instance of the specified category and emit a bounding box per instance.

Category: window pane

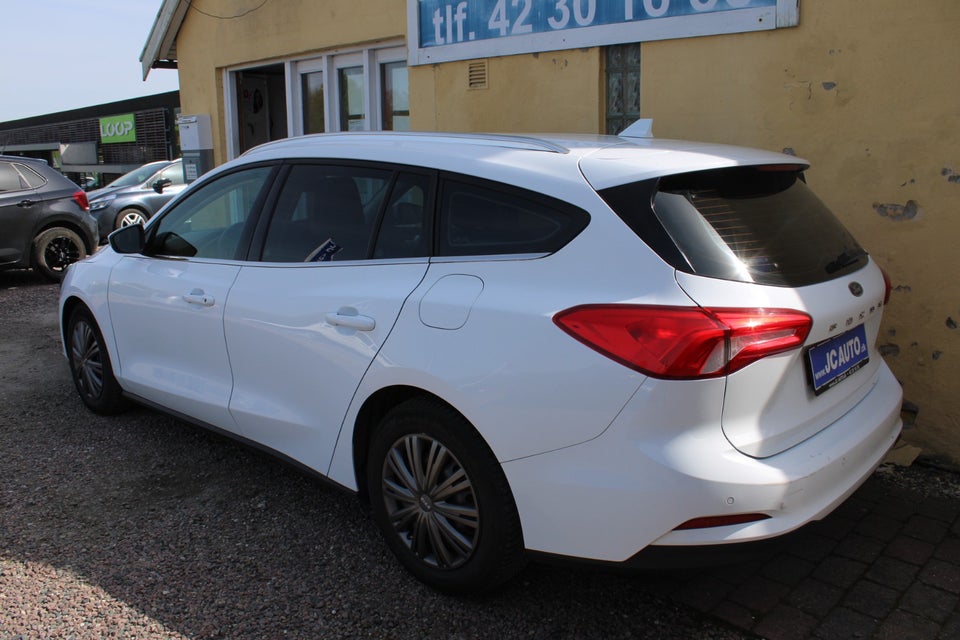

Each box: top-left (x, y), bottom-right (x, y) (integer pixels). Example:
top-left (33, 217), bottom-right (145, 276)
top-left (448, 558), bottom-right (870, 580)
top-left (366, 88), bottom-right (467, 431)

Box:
top-left (600, 167), bottom-right (868, 287)
top-left (338, 66), bottom-right (365, 131)
top-left (14, 163), bottom-right (46, 189)
top-left (438, 180), bottom-right (589, 256)
top-left (0, 163), bottom-right (24, 191)
top-left (160, 163), bottom-right (186, 185)
top-left (374, 173), bottom-right (430, 258)
top-left (381, 61), bottom-right (409, 131)
top-left (302, 71), bottom-right (325, 134)
top-left (262, 164), bottom-right (391, 262)
top-left (605, 43), bottom-right (641, 135)
top-left (149, 166), bottom-right (272, 260)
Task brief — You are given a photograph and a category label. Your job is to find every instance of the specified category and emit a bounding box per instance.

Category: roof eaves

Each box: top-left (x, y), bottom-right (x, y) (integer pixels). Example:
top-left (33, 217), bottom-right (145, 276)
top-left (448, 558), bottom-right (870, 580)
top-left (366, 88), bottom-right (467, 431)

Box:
top-left (140, 0), bottom-right (190, 80)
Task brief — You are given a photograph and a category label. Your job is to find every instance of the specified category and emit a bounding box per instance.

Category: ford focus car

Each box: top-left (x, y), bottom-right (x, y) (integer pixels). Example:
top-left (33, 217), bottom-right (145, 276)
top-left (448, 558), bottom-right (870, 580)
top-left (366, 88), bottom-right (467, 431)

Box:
top-left (59, 128), bottom-right (902, 592)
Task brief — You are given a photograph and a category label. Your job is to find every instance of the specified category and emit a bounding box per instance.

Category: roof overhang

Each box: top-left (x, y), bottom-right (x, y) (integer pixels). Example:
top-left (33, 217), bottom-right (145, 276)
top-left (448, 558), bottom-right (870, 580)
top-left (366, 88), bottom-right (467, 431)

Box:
top-left (140, 0), bottom-right (190, 80)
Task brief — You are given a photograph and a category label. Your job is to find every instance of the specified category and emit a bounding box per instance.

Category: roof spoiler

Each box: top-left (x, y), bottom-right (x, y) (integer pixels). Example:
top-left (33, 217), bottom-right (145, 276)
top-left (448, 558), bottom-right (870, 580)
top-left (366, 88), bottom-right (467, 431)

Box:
top-left (618, 119), bottom-right (654, 140)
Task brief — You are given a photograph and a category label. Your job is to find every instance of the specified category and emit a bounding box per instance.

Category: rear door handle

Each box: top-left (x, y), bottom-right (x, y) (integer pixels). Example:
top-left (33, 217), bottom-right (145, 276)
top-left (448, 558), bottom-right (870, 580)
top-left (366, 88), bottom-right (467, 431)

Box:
top-left (183, 288), bottom-right (215, 307)
top-left (17, 199), bottom-right (36, 208)
top-left (325, 309), bottom-right (375, 331)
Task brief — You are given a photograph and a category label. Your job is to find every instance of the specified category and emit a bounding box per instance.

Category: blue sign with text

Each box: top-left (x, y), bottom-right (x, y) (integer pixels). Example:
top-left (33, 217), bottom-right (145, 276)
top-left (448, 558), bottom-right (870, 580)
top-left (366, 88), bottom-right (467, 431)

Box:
top-left (418, 0), bottom-right (778, 48)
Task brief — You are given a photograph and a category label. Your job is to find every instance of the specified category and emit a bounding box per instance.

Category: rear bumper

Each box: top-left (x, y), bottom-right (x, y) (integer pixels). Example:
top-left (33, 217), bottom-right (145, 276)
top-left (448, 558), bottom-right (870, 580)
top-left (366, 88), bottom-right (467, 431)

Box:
top-left (502, 363), bottom-right (902, 563)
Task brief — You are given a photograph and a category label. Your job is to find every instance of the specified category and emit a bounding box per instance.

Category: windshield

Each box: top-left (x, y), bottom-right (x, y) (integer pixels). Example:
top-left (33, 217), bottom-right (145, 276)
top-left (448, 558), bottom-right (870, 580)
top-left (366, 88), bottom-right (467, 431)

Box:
top-left (105, 162), bottom-right (170, 188)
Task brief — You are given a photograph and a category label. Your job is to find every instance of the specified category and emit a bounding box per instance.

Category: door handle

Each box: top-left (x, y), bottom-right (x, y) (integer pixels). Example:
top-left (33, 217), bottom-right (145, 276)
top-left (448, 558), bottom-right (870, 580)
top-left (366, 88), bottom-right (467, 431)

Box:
top-left (325, 310), bottom-right (376, 331)
top-left (183, 288), bottom-right (215, 307)
top-left (17, 199), bottom-right (36, 208)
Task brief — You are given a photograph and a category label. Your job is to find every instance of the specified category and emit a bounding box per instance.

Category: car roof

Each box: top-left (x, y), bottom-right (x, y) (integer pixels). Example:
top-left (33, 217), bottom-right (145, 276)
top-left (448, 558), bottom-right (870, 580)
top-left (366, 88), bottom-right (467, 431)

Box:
top-left (238, 132), bottom-right (807, 191)
top-left (0, 154), bottom-right (49, 165)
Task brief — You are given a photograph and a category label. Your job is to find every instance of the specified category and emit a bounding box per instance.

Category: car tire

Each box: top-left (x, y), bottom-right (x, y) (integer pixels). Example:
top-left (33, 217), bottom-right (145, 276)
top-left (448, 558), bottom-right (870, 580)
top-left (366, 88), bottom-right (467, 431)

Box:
top-left (366, 397), bottom-right (525, 593)
top-left (66, 306), bottom-right (128, 415)
top-left (32, 227), bottom-right (87, 282)
top-left (115, 208), bottom-right (147, 230)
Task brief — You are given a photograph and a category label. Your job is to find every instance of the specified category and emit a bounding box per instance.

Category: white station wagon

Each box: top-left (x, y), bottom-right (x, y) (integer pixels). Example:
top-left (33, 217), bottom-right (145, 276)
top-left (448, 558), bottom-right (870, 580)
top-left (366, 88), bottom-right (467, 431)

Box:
top-left (60, 127), bottom-right (903, 592)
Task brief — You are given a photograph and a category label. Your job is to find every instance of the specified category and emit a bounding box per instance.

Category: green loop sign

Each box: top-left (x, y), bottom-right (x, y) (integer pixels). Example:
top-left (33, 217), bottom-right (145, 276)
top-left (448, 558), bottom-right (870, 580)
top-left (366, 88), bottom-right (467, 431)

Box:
top-left (100, 114), bottom-right (137, 144)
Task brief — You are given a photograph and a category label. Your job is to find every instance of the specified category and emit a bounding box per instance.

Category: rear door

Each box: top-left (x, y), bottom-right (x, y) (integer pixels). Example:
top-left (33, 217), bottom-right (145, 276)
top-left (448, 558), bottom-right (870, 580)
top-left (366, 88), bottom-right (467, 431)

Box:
top-left (224, 164), bottom-right (432, 473)
top-left (0, 161), bottom-right (43, 264)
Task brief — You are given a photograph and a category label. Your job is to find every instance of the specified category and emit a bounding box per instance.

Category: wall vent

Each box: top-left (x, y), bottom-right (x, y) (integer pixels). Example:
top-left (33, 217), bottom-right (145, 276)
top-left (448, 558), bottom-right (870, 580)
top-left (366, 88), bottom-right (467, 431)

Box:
top-left (468, 60), bottom-right (489, 90)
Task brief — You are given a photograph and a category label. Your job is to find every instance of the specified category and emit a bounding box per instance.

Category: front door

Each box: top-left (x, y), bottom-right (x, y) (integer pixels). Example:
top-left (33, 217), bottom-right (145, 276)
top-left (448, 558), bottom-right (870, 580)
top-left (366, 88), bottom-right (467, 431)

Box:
top-left (107, 165), bottom-right (275, 430)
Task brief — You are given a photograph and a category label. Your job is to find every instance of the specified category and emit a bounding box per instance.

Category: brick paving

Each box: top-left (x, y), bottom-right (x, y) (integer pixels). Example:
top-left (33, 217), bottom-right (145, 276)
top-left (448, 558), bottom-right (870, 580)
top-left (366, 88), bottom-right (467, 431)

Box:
top-left (658, 466), bottom-right (960, 639)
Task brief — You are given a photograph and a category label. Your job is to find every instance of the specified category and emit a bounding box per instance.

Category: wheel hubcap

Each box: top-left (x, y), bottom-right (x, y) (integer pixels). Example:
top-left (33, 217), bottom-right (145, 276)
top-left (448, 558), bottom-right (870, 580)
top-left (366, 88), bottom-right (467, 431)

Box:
top-left (46, 236), bottom-right (81, 272)
top-left (381, 434), bottom-right (479, 569)
top-left (71, 320), bottom-right (103, 399)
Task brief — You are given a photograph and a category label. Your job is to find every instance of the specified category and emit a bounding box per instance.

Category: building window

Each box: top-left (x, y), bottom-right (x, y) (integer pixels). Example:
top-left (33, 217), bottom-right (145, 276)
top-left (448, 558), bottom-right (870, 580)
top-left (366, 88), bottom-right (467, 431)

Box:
top-left (381, 61), bottom-right (410, 131)
top-left (302, 71), bottom-right (325, 134)
top-left (338, 66), bottom-right (366, 132)
top-left (605, 44), bottom-right (641, 135)
top-left (226, 45), bottom-right (406, 159)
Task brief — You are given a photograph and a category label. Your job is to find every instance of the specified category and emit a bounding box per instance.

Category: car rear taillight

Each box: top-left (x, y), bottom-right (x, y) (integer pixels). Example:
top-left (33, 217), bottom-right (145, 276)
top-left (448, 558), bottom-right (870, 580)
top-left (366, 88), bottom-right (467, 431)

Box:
top-left (553, 305), bottom-right (812, 379)
top-left (72, 190), bottom-right (89, 211)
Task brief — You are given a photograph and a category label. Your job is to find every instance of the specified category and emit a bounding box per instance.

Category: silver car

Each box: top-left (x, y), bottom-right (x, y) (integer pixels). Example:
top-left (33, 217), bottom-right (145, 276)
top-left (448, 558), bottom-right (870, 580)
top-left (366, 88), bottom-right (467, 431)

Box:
top-left (87, 159), bottom-right (186, 242)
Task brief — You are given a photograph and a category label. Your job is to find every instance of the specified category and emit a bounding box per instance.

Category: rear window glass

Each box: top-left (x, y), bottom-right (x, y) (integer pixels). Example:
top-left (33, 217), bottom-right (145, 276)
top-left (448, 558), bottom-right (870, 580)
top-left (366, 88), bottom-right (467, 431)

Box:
top-left (600, 166), bottom-right (868, 287)
top-left (438, 179), bottom-right (588, 257)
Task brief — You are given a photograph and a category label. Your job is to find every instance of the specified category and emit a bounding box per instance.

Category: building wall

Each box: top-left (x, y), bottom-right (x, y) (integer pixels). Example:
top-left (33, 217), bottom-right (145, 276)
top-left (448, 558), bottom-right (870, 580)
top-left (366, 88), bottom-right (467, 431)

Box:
top-left (408, 50), bottom-right (603, 133)
top-left (174, 0), bottom-right (407, 163)
top-left (170, 0), bottom-right (960, 464)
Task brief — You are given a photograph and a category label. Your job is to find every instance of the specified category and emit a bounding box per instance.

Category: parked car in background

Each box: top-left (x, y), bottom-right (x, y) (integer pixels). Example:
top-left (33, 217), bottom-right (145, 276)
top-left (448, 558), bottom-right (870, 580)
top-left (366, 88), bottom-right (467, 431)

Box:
top-left (0, 155), bottom-right (97, 281)
top-left (59, 130), bottom-right (902, 592)
top-left (88, 159), bottom-right (186, 242)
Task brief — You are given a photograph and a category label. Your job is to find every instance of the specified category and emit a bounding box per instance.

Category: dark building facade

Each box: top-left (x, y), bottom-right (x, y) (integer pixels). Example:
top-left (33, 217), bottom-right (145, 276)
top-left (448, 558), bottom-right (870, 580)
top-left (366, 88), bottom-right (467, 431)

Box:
top-left (0, 91), bottom-right (180, 187)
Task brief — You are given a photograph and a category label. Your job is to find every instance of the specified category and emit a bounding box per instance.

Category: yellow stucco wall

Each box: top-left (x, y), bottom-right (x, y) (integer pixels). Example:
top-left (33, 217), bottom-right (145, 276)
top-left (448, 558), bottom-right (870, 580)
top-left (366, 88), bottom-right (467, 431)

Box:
top-left (170, 0), bottom-right (959, 464)
top-left (408, 51), bottom-right (602, 133)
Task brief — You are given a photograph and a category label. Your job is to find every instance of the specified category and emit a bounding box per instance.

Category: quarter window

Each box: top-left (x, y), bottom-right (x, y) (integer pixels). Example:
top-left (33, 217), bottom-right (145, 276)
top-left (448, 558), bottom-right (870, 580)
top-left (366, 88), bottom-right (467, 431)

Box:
top-left (438, 179), bottom-right (589, 257)
top-left (148, 166), bottom-right (273, 260)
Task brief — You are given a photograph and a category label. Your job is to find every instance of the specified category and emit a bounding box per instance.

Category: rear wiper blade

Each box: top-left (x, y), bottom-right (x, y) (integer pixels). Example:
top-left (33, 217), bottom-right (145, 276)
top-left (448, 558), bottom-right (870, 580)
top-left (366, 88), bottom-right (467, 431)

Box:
top-left (825, 248), bottom-right (867, 274)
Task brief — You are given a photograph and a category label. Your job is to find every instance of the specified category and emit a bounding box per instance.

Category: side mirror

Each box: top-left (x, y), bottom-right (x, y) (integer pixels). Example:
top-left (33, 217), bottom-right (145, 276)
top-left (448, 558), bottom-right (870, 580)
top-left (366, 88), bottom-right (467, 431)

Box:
top-left (153, 178), bottom-right (173, 194)
top-left (108, 223), bottom-right (145, 254)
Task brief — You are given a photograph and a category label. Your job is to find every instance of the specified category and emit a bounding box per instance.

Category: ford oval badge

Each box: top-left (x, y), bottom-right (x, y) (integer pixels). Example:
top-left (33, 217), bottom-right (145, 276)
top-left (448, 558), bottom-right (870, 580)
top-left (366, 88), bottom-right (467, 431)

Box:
top-left (849, 282), bottom-right (864, 297)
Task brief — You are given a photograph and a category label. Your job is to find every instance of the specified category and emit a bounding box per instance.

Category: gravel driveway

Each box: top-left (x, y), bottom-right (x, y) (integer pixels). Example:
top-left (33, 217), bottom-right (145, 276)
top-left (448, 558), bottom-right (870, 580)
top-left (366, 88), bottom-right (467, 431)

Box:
top-left (0, 271), bottom-right (749, 639)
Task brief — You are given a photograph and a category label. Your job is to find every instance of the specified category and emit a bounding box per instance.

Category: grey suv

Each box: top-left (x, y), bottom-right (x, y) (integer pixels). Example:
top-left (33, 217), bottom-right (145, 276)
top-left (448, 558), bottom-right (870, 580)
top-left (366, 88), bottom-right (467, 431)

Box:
top-left (88, 159), bottom-right (186, 242)
top-left (0, 155), bottom-right (98, 281)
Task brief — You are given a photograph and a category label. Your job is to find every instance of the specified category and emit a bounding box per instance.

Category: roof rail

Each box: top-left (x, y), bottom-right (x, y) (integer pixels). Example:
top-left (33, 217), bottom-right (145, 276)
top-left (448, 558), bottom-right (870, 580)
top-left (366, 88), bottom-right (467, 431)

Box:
top-left (247, 131), bottom-right (569, 155)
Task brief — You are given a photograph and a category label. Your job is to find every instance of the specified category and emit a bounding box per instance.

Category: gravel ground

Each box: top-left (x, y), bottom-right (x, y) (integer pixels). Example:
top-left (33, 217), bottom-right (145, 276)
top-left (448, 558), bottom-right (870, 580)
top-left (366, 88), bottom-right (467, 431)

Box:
top-left (1, 269), bottom-right (957, 640)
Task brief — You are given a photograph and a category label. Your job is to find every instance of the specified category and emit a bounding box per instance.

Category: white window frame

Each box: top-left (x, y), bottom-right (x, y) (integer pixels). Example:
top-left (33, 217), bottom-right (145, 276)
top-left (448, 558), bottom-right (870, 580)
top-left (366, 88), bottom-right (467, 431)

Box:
top-left (223, 42), bottom-right (407, 160)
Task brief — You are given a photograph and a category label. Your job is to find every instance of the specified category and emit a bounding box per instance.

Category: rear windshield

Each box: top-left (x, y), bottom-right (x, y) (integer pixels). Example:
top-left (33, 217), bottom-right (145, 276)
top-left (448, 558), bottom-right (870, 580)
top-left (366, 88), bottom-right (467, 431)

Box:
top-left (600, 166), bottom-right (868, 287)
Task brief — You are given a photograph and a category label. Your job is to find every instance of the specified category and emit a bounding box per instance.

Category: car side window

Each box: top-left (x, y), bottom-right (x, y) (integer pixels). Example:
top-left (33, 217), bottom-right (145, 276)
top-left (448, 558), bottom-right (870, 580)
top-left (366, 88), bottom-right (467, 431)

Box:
top-left (438, 178), bottom-right (590, 257)
top-left (159, 163), bottom-right (186, 186)
top-left (147, 166), bottom-right (272, 260)
top-left (0, 163), bottom-right (25, 192)
top-left (14, 164), bottom-right (46, 189)
top-left (261, 164), bottom-right (391, 262)
top-left (373, 173), bottom-right (431, 259)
